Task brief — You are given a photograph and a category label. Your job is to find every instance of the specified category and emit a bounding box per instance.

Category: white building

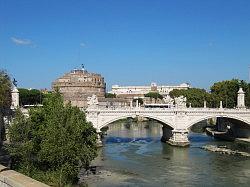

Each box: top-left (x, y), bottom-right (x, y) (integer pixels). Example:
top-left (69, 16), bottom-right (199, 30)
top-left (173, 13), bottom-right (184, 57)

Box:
top-left (110, 83), bottom-right (190, 97)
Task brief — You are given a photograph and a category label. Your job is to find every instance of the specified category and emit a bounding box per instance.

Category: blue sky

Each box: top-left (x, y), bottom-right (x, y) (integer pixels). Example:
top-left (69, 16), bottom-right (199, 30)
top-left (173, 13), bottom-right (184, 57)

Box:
top-left (1, 0), bottom-right (250, 91)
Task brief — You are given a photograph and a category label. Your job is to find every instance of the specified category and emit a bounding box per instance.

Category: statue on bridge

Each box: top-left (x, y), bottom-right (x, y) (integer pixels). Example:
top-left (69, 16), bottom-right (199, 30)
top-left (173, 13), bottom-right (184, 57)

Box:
top-left (163, 95), bottom-right (174, 107)
top-left (174, 95), bottom-right (187, 108)
top-left (87, 94), bottom-right (99, 109)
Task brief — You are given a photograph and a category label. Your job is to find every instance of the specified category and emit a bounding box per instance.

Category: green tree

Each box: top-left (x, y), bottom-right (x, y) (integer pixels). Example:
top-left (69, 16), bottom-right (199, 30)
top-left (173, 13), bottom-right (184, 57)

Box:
top-left (210, 79), bottom-right (248, 108)
top-left (0, 70), bottom-right (12, 142)
top-left (105, 93), bottom-right (116, 98)
top-left (246, 83), bottom-right (250, 107)
top-left (144, 92), bottom-right (163, 100)
top-left (19, 88), bottom-right (43, 106)
top-left (169, 88), bottom-right (210, 107)
top-left (7, 92), bottom-right (97, 186)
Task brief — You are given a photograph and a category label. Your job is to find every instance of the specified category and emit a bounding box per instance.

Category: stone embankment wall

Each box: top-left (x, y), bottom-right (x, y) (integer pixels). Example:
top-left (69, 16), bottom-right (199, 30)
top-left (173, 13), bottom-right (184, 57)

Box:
top-left (0, 165), bottom-right (49, 187)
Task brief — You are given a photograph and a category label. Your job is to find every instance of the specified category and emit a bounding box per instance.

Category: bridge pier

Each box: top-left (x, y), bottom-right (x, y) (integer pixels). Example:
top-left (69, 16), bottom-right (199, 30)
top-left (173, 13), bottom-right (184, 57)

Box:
top-left (161, 126), bottom-right (173, 142)
top-left (167, 129), bottom-right (190, 147)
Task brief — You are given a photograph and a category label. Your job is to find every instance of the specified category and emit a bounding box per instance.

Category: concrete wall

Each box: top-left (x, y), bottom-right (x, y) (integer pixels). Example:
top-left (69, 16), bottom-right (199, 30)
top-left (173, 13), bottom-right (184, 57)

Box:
top-left (0, 165), bottom-right (49, 187)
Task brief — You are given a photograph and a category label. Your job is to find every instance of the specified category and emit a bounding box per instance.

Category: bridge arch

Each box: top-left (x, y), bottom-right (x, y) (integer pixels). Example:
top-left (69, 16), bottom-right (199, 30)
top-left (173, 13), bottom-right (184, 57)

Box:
top-left (186, 114), bottom-right (250, 130)
top-left (99, 114), bottom-right (174, 130)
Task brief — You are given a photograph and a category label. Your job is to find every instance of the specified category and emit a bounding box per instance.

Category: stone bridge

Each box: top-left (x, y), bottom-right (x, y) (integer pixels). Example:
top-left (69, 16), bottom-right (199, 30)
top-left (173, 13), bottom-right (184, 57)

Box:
top-left (85, 88), bottom-right (250, 146)
top-left (85, 106), bottom-right (250, 146)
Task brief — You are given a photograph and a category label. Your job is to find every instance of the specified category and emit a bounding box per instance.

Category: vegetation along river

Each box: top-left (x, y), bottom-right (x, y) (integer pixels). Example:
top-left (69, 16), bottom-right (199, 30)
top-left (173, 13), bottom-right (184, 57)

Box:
top-left (80, 120), bottom-right (250, 187)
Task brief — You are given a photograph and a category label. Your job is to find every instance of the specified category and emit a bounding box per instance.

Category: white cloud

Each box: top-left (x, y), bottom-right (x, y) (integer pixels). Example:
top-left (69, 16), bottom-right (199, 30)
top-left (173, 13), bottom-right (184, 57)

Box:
top-left (11, 37), bottom-right (33, 46)
top-left (80, 43), bottom-right (85, 47)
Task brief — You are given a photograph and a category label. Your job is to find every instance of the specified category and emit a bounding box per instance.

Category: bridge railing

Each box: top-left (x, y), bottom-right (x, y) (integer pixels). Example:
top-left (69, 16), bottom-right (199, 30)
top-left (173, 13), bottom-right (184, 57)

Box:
top-left (85, 106), bottom-right (250, 112)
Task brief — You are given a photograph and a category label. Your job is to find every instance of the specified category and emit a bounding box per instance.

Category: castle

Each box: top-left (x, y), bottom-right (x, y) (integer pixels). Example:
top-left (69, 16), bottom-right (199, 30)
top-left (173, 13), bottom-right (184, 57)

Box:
top-left (52, 66), bottom-right (106, 108)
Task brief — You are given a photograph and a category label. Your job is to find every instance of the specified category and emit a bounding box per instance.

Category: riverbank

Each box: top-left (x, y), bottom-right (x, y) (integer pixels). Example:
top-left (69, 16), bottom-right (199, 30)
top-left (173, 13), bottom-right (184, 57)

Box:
top-left (78, 149), bottom-right (138, 187)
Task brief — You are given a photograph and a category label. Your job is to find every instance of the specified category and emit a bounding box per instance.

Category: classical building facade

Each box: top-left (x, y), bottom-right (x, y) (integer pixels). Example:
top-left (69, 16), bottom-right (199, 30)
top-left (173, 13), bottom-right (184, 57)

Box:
top-left (52, 67), bottom-right (106, 108)
top-left (110, 83), bottom-right (190, 98)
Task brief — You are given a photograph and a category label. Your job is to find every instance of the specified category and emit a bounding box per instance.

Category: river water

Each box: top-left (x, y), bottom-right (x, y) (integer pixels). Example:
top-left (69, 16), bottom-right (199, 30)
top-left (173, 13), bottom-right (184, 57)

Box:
top-left (86, 120), bottom-right (250, 187)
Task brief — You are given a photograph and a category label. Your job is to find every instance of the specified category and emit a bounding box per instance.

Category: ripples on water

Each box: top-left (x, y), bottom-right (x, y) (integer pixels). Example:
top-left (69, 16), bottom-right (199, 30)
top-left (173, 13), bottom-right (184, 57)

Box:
top-left (97, 121), bottom-right (250, 187)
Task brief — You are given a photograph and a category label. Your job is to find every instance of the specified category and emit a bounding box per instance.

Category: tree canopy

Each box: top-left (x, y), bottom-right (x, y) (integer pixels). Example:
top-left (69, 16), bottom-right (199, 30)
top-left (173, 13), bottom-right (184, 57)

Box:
top-left (210, 79), bottom-right (249, 108)
top-left (0, 70), bottom-right (12, 141)
top-left (169, 79), bottom-right (250, 108)
top-left (105, 93), bottom-right (116, 98)
top-left (169, 88), bottom-right (210, 107)
top-left (7, 92), bottom-right (97, 186)
top-left (0, 70), bottom-right (12, 113)
top-left (144, 92), bottom-right (163, 100)
top-left (19, 88), bottom-right (44, 106)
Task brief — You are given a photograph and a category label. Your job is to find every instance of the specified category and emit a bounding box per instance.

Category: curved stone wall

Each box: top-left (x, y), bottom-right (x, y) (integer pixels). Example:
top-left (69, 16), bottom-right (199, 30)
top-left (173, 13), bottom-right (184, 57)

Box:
top-left (52, 68), bottom-right (106, 108)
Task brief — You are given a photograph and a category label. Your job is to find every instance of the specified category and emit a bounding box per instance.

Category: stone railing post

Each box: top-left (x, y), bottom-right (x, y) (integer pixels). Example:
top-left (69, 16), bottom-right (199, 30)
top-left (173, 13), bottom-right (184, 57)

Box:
top-left (220, 101), bottom-right (223, 109)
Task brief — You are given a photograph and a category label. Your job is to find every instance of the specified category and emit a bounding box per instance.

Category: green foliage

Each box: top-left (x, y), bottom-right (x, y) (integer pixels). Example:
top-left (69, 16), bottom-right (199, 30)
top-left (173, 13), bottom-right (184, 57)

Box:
top-left (169, 79), bottom-right (250, 108)
top-left (210, 79), bottom-right (249, 108)
top-left (144, 92), bottom-right (163, 100)
top-left (7, 92), bottom-right (97, 186)
top-left (169, 88), bottom-right (209, 107)
top-left (105, 93), bottom-right (116, 98)
top-left (246, 83), bottom-right (250, 107)
top-left (0, 70), bottom-right (12, 113)
top-left (19, 88), bottom-right (43, 106)
top-left (0, 70), bottom-right (12, 141)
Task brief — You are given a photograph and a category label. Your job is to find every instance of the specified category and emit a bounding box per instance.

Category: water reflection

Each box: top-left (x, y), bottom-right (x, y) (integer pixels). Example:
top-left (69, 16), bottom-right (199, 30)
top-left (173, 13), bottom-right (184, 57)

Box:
top-left (106, 120), bottom-right (162, 139)
top-left (100, 120), bottom-right (250, 187)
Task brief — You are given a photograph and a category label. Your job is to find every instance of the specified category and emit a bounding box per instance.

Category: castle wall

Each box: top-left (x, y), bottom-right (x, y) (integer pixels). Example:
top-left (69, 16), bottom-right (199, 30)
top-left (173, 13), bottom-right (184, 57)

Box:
top-left (52, 69), bottom-right (106, 108)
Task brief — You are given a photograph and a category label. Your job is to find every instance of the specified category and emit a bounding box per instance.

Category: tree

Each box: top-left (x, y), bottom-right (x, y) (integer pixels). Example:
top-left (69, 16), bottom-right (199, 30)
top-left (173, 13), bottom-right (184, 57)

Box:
top-left (210, 79), bottom-right (248, 108)
top-left (246, 83), bottom-right (250, 107)
top-left (7, 91), bottom-right (97, 186)
top-left (144, 92), bottom-right (163, 100)
top-left (19, 88), bottom-right (43, 106)
top-left (0, 70), bottom-right (12, 142)
top-left (169, 79), bottom-right (250, 108)
top-left (169, 88), bottom-right (210, 107)
top-left (105, 93), bottom-right (116, 98)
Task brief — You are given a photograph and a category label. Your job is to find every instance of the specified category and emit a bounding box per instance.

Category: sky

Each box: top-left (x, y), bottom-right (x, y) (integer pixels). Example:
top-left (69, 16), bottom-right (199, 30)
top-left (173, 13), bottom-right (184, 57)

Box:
top-left (1, 0), bottom-right (250, 91)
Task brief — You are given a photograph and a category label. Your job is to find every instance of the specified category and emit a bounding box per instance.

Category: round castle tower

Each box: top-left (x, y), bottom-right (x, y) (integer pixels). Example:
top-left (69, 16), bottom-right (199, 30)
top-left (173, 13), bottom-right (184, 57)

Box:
top-left (52, 66), bottom-right (106, 108)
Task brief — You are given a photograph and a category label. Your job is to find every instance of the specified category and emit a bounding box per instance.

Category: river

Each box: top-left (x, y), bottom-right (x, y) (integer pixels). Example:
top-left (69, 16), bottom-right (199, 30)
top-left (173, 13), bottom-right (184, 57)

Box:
top-left (81, 120), bottom-right (250, 187)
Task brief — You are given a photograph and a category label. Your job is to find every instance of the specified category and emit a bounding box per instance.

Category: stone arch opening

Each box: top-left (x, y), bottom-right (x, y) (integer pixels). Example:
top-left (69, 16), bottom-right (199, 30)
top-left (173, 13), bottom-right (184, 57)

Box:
top-left (99, 115), bottom-right (174, 143)
top-left (187, 115), bottom-right (250, 139)
top-left (99, 114), bottom-right (174, 130)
